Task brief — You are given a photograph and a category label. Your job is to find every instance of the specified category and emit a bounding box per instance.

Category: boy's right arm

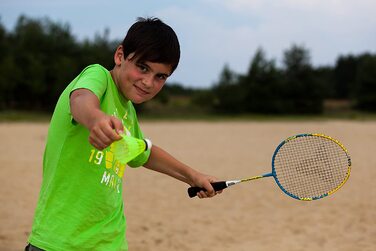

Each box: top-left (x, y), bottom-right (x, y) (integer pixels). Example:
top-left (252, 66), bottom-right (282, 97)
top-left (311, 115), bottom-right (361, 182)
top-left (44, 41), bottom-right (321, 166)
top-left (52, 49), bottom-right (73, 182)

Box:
top-left (70, 88), bottom-right (123, 150)
top-left (144, 145), bottom-right (219, 199)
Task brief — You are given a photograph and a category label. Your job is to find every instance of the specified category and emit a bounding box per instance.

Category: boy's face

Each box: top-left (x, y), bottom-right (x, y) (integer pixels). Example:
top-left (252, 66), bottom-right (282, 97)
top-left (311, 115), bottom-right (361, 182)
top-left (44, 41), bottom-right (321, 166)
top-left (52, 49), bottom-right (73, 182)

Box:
top-left (112, 46), bottom-right (172, 104)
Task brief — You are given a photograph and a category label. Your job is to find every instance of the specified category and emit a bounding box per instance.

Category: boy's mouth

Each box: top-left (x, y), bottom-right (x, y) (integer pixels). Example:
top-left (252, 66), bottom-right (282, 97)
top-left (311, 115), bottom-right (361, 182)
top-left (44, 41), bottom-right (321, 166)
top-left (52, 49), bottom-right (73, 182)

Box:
top-left (134, 85), bottom-right (149, 96)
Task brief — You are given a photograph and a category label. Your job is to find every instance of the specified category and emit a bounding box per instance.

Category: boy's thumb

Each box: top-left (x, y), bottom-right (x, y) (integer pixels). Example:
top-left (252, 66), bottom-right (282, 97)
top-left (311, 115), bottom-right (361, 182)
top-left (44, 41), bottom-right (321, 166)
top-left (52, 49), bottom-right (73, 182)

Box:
top-left (110, 116), bottom-right (124, 136)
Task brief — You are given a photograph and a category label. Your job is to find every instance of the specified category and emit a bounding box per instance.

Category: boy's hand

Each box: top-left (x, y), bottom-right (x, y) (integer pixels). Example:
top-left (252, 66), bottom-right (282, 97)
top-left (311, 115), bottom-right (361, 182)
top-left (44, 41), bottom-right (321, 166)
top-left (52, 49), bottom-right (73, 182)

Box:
top-left (70, 89), bottom-right (124, 150)
top-left (88, 114), bottom-right (124, 150)
top-left (191, 172), bottom-right (221, 199)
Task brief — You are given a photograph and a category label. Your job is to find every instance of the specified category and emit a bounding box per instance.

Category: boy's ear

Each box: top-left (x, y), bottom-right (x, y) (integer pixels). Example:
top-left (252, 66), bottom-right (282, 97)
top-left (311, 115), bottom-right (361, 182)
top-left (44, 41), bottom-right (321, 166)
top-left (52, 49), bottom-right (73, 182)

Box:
top-left (114, 45), bottom-right (123, 65)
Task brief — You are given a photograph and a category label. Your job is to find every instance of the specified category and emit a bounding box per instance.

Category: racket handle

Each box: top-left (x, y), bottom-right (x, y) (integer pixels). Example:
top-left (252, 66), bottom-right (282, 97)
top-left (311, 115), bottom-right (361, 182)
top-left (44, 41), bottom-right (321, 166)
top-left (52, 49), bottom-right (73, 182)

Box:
top-left (187, 181), bottom-right (228, 198)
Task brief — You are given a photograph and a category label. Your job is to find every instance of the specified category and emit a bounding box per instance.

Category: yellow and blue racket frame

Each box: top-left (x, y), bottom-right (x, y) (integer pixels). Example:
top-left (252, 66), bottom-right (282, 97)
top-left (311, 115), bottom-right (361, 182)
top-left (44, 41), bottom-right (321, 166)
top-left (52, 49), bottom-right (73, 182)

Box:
top-left (270, 133), bottom-right (352, 201)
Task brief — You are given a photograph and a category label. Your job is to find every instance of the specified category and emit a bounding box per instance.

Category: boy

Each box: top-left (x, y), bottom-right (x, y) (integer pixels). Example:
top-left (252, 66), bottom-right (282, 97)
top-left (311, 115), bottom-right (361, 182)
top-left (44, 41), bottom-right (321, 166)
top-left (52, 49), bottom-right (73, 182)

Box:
top-left (26, 17), bottom-right (218, 251)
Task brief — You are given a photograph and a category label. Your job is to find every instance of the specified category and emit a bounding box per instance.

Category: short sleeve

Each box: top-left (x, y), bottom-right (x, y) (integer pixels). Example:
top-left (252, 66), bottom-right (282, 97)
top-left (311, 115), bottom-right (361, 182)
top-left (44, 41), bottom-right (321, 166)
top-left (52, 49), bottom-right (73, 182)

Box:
top-left (127, 149), bottom-right (151, 168)
top-left (70, 64), bottom-right (108, 100)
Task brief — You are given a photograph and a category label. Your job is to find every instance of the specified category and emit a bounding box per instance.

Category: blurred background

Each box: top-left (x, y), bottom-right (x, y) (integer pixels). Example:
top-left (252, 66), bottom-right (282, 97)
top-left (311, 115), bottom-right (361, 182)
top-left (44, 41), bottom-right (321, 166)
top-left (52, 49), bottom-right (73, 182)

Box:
top-left (1, 1), bottom-right (376, 251)
top-left (0, 0), bottom-right (375, 119)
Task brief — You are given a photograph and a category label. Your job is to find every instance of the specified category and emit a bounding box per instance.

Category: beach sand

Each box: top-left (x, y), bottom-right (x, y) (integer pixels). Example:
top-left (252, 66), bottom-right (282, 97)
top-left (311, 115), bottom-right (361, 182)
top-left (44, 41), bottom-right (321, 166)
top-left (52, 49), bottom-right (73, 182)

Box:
top-left (0, 120), bottom-right (375, 251)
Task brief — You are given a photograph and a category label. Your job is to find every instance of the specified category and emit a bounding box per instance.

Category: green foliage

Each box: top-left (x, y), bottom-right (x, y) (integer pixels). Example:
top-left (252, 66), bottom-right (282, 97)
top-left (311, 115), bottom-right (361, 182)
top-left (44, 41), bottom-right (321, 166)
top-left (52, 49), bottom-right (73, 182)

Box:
top-left (241, 48), bottom-right (283, 113)
top-left (209, 45), bottom-right (376, 114)
top-left (353, 54), bottom-right (376, 111)
top-left (333, 54), bottom-right (376, 111)
top-left (211, 45), bottom-right (326, 114)
top-left (212, 64), bottom-right (245, 113)
top-left (279, 44), bottom-right (324, 114)
top-left (0, 15), bottom-right (116, 111)
top-left (313, 66), bottom-right (335, 98)
top-left (0, 15), bottom-right (375, 115)
top-left (334, 55), bottom-right (357, 99)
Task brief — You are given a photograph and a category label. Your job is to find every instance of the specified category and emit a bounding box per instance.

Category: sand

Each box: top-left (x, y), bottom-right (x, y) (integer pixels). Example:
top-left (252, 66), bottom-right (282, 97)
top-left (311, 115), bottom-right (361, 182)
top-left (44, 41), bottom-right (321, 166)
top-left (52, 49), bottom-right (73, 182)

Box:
top-left (0, 120), bottom-right (375, 251)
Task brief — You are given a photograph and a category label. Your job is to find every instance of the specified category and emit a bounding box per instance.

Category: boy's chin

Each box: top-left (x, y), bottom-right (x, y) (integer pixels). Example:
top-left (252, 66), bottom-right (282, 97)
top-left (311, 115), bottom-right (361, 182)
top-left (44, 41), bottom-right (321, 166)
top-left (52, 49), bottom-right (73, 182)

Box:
top-left (130, 96), bottom-right (149, 104)
top-left (129, 92), bottom-right (157, 104)
top-left (131, 100), bottom-right (144, 104)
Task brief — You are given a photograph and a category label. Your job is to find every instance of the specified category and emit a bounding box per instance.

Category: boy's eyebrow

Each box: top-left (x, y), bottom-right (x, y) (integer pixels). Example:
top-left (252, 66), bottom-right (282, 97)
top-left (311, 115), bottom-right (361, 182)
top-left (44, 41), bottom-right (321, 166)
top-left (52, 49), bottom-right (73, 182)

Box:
top-left (157, 72), bottom-right (170, 78)
top-left (141, 61), bottom-right (171, 76)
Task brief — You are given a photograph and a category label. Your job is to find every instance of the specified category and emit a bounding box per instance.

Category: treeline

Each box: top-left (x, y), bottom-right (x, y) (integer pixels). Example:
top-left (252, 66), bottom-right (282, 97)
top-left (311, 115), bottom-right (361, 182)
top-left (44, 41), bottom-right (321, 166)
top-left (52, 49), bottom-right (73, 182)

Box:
top-left (0, 15), bottom-right (117, 111)
top-left (1, 15), bottom-right (376, 115)
top-left (195, 47), bottom-right (376, 114)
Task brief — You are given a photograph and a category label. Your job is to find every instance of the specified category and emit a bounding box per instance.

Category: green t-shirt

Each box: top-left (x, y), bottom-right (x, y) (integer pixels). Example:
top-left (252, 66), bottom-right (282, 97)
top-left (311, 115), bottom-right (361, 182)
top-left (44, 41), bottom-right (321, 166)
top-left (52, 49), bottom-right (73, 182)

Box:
top-left (29, 64), bottom-right (150, 251)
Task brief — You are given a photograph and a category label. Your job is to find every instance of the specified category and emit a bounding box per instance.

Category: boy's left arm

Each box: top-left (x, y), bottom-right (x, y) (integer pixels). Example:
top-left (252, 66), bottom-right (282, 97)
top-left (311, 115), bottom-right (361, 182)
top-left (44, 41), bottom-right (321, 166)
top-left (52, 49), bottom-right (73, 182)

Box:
top-left (143, 145), bottom-right (218, 199)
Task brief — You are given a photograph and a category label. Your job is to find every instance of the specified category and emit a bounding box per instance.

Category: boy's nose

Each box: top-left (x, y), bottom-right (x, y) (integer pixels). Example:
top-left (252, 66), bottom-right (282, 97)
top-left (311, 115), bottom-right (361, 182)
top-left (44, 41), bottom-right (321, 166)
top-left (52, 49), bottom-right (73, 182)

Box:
top-left (142, 74), bottom-right (153, 88)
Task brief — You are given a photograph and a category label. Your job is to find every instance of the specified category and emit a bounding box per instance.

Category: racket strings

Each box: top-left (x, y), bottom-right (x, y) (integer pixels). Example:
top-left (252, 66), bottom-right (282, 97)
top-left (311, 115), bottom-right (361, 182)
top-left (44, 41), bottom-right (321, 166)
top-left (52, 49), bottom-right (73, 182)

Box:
top-left (274, 136), bottom-right (350, 199)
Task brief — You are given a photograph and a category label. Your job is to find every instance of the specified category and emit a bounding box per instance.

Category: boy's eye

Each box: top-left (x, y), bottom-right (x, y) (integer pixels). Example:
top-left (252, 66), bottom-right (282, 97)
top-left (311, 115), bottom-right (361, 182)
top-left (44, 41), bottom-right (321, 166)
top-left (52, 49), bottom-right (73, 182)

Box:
top-left (156, 74), bottom-right (168, 81)
top-left (137, 64), bottom-right (148, 73)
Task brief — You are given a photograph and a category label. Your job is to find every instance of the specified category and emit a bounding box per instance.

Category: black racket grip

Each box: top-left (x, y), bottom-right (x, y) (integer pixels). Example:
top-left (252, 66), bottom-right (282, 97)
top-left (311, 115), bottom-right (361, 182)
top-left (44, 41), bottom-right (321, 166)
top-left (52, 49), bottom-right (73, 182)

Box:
top-left (187, 181), bottom-right (227, 198)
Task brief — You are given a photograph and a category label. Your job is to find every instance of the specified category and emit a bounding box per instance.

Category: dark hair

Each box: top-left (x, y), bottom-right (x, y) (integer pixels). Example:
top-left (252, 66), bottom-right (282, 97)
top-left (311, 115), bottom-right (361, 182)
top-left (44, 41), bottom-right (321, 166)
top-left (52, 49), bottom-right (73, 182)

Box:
top-left (121, 17), bottom-right (180, 73)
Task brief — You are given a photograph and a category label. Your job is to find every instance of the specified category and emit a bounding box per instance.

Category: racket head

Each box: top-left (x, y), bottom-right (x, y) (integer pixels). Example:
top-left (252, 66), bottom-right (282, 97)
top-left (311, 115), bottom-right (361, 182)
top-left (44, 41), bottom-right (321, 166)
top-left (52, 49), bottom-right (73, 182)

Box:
top-left (271, 133), bottom-right (351, 201)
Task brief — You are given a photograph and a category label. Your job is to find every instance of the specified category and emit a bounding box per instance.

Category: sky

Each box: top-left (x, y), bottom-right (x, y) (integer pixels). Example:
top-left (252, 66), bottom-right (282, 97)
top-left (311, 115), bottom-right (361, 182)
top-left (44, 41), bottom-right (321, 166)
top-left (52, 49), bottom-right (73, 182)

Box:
top-left (1, 0), bottom-right (375, 88)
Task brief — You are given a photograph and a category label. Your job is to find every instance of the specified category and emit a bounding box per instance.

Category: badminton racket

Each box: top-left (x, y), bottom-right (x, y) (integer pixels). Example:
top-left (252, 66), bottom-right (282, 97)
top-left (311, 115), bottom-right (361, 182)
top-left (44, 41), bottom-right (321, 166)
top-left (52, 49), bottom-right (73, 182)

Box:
top-left (188, 133), bottom-right (351, 201)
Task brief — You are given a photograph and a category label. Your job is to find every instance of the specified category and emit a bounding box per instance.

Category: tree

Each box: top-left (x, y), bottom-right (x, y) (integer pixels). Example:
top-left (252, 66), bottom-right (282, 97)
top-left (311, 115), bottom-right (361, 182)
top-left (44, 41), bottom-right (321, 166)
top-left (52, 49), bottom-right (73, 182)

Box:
top-left (212, 64), bottom-right (244, 113)
top-left (241, 47), bottom-right (282, 113)
top-left (280, 44), bottom-right (324, 114)
top-left (334, 55), bottom-right (357, 99)
top-left (0, 15), bottom-right (116, 111)
top-left (354, 54), bottom-right (376, 111)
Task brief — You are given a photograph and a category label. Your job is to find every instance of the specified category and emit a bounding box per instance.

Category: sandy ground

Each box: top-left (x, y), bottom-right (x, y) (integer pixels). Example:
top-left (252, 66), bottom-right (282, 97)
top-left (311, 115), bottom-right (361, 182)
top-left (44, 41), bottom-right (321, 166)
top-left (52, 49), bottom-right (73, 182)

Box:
top-left (0, 120), bottom-right (375, 251)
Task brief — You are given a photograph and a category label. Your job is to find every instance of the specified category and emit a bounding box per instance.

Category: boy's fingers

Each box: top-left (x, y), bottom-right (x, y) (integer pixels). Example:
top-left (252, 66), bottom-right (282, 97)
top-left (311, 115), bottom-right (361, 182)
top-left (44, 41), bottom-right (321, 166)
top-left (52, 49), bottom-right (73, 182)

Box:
top-left (103, 126), bottom-right (120, 142)
top-left (110, 116), bottom-right (124, 139)
top-left (198, 191), bottom-right (207, 199)
top-left (90, 129), bottom-right (111, 148)
top-left (89, 137), bottom-right (106, 150)
top-left (100, 117), bottom-right (122, 142)
top-left (92, 126), bottom-right (111, 142)
top-left (202, 182), bottom-right (215, 197)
